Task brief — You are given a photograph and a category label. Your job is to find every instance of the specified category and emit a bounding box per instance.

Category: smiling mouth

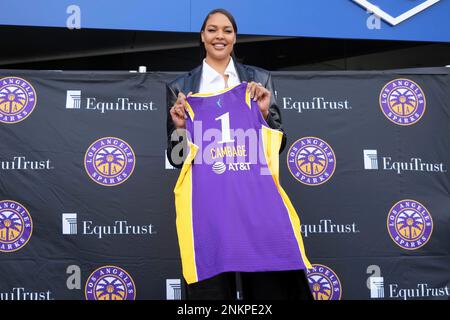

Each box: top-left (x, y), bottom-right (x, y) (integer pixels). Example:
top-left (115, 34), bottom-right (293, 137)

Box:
top-left (213, 44), bottom-right (226, 49)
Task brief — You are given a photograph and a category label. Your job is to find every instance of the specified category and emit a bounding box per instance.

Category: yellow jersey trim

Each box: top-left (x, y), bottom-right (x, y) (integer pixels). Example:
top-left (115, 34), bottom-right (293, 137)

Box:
top-left (185, 100), bottom-right (195, 121)
top-left (261, 126), bottom-right (312, 270)
top-left (245, 89), bottom-right (252, 109)
top-left (174, 141), bottom-right (200, 284)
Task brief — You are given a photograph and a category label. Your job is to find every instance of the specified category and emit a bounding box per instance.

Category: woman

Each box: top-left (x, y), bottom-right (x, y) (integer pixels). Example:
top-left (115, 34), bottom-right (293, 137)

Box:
top-left (166, 8), bottom-right (312, 300)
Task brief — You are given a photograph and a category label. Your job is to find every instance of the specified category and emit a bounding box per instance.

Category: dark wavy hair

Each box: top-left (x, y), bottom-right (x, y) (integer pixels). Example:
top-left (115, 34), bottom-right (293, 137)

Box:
top-left (199, 8), bottom-right (238, 60)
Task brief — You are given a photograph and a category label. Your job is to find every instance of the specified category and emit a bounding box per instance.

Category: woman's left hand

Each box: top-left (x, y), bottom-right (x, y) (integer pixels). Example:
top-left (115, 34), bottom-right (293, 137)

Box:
top-left (246, 81), bottom-right (270, 119)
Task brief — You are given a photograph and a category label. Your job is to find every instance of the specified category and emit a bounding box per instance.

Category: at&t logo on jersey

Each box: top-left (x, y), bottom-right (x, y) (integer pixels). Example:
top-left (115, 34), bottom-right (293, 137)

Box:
top-left (211, 161), bottom-right (251, 174)
top-left (306, 264), bottom-right (342, 300)
top-left (379, 78), bottom-right (426, 126)
top-left (0, 77), bottom-right (37, 124)
top-left (0, 200), bottom-right (33, 252)
top-left (387, 199), bottom-right (433, 250)
top-left (84, 137), bottom-right (136, 186)
top-left (287, 137), bottom-right (336, 186)
top-left (212, 161), bottom-right (226, 174)
top-left (85, 266), bottom-right (136, 300)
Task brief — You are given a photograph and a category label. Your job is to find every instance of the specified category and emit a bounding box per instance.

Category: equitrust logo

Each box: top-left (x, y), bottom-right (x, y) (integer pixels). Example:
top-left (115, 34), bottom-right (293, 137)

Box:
top-left (282, 96), bottom-right (352, 114)
top-left (65, 90), bottom-right (157, 113)
top-left (367, 265), bottom-right (450, 300)
top-left (166, 279), bottom-right (182, 300)
top-left (300, 219), bottom-right (360, 238)
top-left (363, 149), bottom-right (446, 174)
top-left (0, 288), bottom-right (53, 300)
top-left (62, 213), bottom-right (156, 239)
top-left (0, 156), bottom-right (54, 172)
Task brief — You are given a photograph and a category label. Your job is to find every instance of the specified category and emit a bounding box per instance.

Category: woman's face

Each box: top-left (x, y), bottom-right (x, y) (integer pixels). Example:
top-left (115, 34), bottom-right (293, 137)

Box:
top-left (201, 13), bottom-right (236, 62)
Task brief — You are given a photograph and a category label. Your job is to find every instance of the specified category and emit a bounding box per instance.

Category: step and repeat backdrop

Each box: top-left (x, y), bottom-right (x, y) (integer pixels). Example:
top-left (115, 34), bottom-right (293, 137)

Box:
top-left (0, 68), bottom-right (449, 300)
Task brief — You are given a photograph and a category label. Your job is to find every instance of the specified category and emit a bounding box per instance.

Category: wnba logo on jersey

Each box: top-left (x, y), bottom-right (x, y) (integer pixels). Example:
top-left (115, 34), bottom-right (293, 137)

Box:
top-left (306, 264), bottom-right (342, 300)
top-left (287, 137), bottom-right (336, 186)
top-left (84, 137), bottom-right (136, 186)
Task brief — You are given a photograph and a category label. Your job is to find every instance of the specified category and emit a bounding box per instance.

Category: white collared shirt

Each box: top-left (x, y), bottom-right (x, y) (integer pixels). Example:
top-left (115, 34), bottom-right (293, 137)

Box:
top-left (198, 58), bottom-right (240, 94)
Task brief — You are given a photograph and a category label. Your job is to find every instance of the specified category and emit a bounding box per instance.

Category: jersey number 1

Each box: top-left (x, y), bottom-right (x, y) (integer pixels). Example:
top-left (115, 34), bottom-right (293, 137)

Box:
top-left (215, 112), bottom-right (235, 144)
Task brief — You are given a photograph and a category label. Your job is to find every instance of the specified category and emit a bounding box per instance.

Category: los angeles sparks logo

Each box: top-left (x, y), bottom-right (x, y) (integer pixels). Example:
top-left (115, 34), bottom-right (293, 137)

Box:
top-left (85, 266), bottom-right (136, 300)
top-left (387, 199), bottom-right (433, 250)
top-left (306, 264), bottom-right (342, 300)
top-left (0, 77), bottom-right (37, 124)
top-left (84, 137), bottom-right (136, 186)
top-left (0, 200), bottom-right (33, 252)
top-left (379, 78), bottom-right (426, 126)
top-left (287, 137), bottom-right (336, 186)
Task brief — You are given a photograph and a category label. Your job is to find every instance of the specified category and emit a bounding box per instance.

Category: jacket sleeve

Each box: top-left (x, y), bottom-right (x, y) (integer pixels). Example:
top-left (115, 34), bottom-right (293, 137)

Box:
top-left (263, 73), bottom-right (287, 153)
top-left (166, 83), bottom-right (185, 169)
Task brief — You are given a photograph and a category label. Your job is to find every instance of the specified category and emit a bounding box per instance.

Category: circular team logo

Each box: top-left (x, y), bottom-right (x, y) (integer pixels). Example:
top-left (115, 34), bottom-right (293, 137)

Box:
top-left (84, 137), bottom-right (136, 186)
top-left (379, 78), bottom-right (426, 126)
top-left (0, 200), bottom-right (33, 253)
top-left (212, 161), bottom-right (226, 175)
top-left (85, 266), bottom-right (136, 300)
top-left (306, 264), bottom-right (342, 300)
top-left (387, 199), bottom-right (433, 250)
top-left (287, 137), bottom-right (336, 186)
top-left (0, 77), bottom-right (37, 124)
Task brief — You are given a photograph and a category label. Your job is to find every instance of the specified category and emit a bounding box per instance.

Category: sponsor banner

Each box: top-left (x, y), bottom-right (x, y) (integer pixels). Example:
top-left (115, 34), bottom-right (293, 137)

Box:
top-left (0, 68), bottom-right (449, 299)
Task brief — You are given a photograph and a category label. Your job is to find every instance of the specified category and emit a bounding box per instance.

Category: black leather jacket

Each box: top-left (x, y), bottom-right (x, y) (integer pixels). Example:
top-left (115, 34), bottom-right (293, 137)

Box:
top-left (166, 62), bottom-right (287, 168)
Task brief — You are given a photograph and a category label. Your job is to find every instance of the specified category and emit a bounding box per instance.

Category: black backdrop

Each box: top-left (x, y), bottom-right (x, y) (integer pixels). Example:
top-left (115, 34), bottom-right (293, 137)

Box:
top-left (0, 68), bottom-right (449, 300)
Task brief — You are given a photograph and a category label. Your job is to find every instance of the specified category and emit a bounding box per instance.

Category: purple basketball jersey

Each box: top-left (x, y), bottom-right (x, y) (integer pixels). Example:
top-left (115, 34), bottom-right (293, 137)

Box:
top-left (174, 82), bottom-right (311, 284)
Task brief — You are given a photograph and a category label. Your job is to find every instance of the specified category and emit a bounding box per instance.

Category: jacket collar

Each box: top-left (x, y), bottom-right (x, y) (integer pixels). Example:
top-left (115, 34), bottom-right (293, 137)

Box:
top-left (185, 65), bottom-right (203, 94)
top-left (235, 61), bottom-right (254, 83)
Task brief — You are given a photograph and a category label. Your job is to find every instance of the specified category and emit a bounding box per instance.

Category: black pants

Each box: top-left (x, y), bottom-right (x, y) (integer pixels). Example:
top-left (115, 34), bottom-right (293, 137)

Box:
top-left (184, 270), bottom-right (313, 300)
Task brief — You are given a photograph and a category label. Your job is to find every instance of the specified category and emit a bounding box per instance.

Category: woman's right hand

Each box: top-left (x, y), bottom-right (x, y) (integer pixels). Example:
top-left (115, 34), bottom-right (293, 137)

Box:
top-left (170, 92), bottom-right (192, 129)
